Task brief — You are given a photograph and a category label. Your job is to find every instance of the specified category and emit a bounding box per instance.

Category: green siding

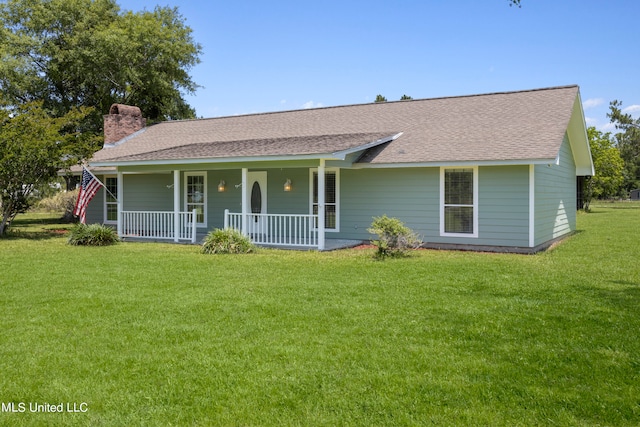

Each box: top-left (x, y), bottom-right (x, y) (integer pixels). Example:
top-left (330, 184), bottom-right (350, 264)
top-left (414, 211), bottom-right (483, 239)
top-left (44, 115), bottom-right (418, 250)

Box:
top-left (534, 134), bottom-right (577, 246)
top-left (339, 168), bottom-right (435, 240)
top-left (206, 169), bottom-right (240, 229)
top-left (84, 175), bottom-right (105, 224)
top-left (123, 173), bottom-right (174, 211)
top-left (476, 166), bottom-right (530, 247)
top-left (84, 161), bottom-right (564, 250)
top-left (262, 168), bottom-right (309, 215)
top-left (339, 166), bottom-right (530, 247)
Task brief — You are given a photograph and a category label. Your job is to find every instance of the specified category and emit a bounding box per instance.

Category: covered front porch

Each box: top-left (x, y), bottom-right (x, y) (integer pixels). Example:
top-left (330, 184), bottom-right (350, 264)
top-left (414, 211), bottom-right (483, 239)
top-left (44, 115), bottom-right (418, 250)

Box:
top-left (113, 163), bottom-right (346, 250)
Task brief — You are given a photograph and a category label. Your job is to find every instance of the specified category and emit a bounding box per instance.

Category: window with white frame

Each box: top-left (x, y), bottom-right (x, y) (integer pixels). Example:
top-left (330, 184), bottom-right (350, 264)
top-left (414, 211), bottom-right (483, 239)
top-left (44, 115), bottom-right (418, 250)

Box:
top-left (104, 176), bottom-right (118, 223)
top-left (440, 167), bottom-right (478, 237)
top-left (185, 172), bottom-right (207, 226)
top-left (310, 169), bottom-right (339, 231)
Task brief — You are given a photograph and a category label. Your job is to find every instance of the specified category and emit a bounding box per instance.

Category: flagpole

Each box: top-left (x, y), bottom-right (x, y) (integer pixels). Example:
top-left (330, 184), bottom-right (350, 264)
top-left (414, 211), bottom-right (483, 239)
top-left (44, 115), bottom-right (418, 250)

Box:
top-left (83, 166), bottom-right (118, 202)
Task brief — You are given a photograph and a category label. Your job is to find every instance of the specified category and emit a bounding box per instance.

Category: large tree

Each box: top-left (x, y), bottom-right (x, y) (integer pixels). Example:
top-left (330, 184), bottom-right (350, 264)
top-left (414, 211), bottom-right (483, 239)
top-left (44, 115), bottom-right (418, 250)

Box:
top-left (0, 0), bottom-right (202, 150)
top-left (608, 100), bottom-right (640, 193)
top-left (0, 102), bottom-right (96, 235)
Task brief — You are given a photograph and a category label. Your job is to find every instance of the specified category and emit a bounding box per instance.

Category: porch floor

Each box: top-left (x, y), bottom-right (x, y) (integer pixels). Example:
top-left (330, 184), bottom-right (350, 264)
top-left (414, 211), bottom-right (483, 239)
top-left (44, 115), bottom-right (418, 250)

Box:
top-left (123, 232), bottom-right (364, 251)
top-left (255, 239), bottom-right (366, 251)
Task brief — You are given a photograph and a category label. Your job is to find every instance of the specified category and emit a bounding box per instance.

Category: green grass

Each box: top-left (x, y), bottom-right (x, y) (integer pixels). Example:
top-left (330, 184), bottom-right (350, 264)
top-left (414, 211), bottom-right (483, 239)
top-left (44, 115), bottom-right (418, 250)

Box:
top-left (1, 205), bottom-right (639, 426)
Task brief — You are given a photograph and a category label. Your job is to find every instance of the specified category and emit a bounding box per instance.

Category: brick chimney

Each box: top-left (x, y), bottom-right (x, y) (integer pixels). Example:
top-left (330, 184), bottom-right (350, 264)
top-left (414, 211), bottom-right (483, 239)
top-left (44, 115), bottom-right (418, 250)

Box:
top-left (103, 104), bottom-right (146, 144)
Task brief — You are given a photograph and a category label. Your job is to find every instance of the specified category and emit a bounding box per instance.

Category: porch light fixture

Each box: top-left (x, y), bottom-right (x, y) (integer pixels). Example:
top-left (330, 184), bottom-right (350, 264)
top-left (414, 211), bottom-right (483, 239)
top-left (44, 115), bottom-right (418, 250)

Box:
top-left (217, 180), bottom-right (226, 192)
top-left (284, 179), bottom-right (292, 192)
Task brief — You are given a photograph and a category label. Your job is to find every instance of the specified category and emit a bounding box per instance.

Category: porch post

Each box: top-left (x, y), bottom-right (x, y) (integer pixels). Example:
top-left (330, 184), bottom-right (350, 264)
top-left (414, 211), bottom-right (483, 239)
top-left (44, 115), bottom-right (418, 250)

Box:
top-left (174, 170), bottom-right (180, 242)
top-left (318, 159), bottom-right (325, 250)
top-left (241, 168), bottom-right (248, 235)
top-left (117, 170), bottom-right (123, 238)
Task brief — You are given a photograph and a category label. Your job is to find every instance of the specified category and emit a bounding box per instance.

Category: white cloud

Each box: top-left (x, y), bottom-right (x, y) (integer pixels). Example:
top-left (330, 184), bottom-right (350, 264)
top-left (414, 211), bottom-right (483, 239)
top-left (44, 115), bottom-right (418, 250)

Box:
top-left (584, 116), bottom-right (597, 126)
top-left (302, 101), bottom-right (323, 109)
top-left (622, 104), bottom-right (640, 114)
top-left (582, 98), bottom-right (604, 109)
top-left (280, 99), bottom-right (287, 105)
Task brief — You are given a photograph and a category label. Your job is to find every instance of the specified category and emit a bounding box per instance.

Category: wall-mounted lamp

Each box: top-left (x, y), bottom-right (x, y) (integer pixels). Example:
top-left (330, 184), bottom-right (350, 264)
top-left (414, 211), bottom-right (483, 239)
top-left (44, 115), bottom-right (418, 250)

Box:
top-left (284, 179), bottom-right (292, 192)
top-left (217, 180), bottom-right (226, 192)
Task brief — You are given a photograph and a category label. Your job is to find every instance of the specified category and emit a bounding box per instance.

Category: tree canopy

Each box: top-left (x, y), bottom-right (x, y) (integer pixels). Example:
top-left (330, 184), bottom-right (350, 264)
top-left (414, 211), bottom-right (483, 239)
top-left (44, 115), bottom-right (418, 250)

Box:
top-left (0, 0), bottom-right (202, 147)
top-left (582, 127), bottom-right (624, 209)
top-left (0, 102), bottom-right (96, 235)
top-left (608, 100), bottom-right (640, 193)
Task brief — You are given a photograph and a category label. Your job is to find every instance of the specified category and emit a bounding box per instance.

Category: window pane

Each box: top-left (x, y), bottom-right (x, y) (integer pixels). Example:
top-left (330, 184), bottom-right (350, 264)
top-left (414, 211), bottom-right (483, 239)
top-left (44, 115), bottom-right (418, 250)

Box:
top-left (325, 205), bottom-right (336, 229)
top-left (313, 174), bottom-right (318, 204)
top-left (325, 172), bottom-right (336, 203)
top-left (106, 178), bottom-right (117, 203)
top-left (107, 204), bottom-right (117, 221)
top-left (444, 206), bottom-right (473, 234)
top-left (188, 204), bottom-right (204, 223)
top-left (445, 169), bottom-right (473, 205)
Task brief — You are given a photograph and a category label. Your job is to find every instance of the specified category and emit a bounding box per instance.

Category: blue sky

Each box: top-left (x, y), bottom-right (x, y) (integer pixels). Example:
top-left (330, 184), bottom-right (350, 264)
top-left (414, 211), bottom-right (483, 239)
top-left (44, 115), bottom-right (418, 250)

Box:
top-left (125, 0), bottom-right (639, 132)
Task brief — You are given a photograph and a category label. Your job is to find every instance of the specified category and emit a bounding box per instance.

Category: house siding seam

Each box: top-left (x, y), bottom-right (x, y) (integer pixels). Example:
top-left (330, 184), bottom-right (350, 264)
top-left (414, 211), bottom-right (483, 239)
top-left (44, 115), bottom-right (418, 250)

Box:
top-left (534, 133), bottom-right (577, 246)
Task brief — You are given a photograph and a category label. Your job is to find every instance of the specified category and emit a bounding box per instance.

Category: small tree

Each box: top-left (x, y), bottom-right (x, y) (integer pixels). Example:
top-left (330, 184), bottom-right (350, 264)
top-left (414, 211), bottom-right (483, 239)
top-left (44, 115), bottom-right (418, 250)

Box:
top-left (368, 215), bottom-right (422, 258)
top-left (400, 94), bottom-right (413, 100)
top-left (374, 94), bottom-right (387, 103)
top-left (0, 102), bottom-right (94, 236)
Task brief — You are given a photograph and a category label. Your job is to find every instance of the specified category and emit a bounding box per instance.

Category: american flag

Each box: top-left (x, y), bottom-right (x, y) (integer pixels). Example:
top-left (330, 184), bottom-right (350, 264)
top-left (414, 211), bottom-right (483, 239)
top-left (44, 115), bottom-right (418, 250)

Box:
top-left (73, 168), bottom-right (103, 223)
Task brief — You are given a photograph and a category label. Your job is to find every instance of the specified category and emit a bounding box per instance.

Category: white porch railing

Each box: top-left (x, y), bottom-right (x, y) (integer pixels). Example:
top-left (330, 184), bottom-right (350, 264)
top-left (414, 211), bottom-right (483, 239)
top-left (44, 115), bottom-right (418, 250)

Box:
top-left (121, 210), bottom-right (197, 243)
top-left (224, 210), bottom-right (318, 248)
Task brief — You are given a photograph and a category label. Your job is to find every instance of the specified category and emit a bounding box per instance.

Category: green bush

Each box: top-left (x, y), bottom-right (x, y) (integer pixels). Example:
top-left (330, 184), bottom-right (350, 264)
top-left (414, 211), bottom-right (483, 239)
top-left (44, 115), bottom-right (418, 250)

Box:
top-left (35, 189), bottom-right (79, 221)
top-left (367, 215), bottom-right (422, 258)
top-left (67, 223), bottom-right (119, 246)
top-left (201, 228), bottom-right (256, 254)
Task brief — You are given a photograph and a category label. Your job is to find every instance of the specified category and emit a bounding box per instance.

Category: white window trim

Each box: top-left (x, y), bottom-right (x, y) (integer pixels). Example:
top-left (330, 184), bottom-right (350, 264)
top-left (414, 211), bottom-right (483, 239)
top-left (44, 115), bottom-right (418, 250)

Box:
top-left (309, 168), bottom-right (340, 232)
top-left (103, 175), bottom-right (118, 224)
top-left (439, 166), bottom-right (478, 238)
top-left (184, 171), bottom-right (207, 227)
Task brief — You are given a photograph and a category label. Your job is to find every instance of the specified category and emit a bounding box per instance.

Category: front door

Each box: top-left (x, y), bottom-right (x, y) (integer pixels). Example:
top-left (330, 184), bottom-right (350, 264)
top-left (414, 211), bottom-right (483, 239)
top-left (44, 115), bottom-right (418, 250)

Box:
top-left (246, 171), bottom-right (267, 236)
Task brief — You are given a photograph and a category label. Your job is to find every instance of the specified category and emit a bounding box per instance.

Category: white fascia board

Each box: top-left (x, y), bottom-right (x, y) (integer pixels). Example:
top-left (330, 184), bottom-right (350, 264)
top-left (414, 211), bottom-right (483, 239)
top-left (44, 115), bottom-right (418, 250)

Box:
top-left (568, 91), bottom-right (595, 176)
top-left (350, 158), bottom-right (558, 169)
top-left (89, 153), bottom-right (341, 168)
top-left (331, 132), bottom-right (403, 160)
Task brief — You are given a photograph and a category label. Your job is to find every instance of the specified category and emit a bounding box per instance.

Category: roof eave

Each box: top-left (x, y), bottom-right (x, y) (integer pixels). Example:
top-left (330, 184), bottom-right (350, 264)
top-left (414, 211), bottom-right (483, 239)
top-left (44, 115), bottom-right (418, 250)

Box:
top-left (89, 152), bottom-right (345, 168)
top-left (352, 158), bottom-right (560, 169)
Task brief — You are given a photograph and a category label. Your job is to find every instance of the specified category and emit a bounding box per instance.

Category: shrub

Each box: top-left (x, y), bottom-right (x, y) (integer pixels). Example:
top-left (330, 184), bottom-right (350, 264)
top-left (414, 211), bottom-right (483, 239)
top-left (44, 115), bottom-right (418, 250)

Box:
top-left (67, 223), bottom-right (119, 246)
top-left (367, 215), bottom-right (422, 258)
top-left (201, 228), bottom-right (256, 254)
top-left (35, 189), bottom-right (79, 222)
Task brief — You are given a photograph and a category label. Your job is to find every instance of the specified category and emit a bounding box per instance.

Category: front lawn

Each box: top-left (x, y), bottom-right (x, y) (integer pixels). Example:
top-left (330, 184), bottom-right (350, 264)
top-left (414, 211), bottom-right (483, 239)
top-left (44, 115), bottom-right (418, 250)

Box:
top-left (0, 205), bottom-right (638, 426)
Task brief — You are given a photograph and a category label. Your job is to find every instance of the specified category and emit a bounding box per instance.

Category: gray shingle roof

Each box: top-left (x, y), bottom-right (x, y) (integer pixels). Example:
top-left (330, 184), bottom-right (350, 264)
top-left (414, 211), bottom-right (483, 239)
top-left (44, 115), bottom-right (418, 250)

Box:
top-left (91, 85), bottom-right (581, 166)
